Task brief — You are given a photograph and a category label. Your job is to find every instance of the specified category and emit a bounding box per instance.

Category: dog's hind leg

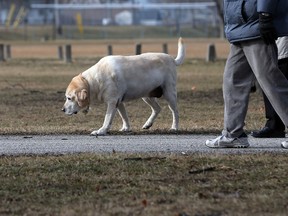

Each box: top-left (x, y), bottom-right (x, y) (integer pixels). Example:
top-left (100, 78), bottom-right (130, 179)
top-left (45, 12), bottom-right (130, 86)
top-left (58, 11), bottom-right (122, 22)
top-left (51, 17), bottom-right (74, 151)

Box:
top-left (91, 101), bottom-right (117, 136)
top-left (163, 90), bottom-right (178, 131)
top-left (117, 102), bottom-right (131, 132)
top-left (142, 97), bottom-right (161, 129)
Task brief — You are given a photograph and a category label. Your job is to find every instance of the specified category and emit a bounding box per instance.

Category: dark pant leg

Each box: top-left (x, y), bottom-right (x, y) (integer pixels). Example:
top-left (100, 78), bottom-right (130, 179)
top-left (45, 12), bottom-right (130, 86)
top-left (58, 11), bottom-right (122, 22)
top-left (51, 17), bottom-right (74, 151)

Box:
top-left (263, 58), bottom-right (288, 131)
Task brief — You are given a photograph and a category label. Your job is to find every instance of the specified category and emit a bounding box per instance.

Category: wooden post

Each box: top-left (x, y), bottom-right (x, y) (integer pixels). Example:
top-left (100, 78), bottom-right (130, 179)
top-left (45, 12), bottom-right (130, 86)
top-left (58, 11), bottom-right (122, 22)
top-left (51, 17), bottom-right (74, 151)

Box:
top-left (58, 46), bottom-right (63, 60)
top-left (0, 44), bottom-right (5, 62)
top-left (5, 44), bottom-right (11, 59)
top-left (135, 43), bottom-right (142, 55)
top-left (64, 44), bottom-right (72, 63)
top-left (107, 45), bottom-right (113, 55)
top-left (206, 43), bottom-right (216, 62)
top-left (162, 43), bottom-right (168, 54)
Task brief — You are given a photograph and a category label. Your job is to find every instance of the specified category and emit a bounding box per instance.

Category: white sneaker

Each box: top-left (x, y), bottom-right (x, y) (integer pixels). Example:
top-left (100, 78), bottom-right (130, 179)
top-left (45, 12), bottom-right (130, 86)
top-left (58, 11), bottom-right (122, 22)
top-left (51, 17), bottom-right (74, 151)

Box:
top-left (281, 141), bottom-right (288, 149)
top-left (206, 134), bottom-right (250, 148)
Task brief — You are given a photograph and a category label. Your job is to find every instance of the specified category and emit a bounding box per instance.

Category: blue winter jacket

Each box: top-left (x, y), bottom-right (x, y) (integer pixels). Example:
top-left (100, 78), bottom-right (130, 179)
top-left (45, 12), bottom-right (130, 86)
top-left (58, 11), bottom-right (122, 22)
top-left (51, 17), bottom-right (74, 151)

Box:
top-left (224, 0), bottom-right (288, 43)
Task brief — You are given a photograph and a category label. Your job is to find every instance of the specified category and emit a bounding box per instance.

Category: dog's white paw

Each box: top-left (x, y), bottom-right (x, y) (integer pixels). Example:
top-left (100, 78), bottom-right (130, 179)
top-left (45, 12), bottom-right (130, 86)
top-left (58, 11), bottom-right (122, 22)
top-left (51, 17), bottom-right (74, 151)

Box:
top-left (169, 127), bottom-right (178, 131)
top-left (90, 131), bottom-right (98, 136)
top-left (91, 129), bottom-right (107, 136)
top-left (142, 123), bottom-right (152, 129)
top-left (119, 126), bottom-right (131, 132)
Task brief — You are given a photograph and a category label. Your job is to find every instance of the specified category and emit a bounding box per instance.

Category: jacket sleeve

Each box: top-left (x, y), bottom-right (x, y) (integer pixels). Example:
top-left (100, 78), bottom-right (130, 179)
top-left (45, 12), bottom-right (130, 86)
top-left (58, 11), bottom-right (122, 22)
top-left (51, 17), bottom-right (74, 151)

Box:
top-left (257, 0), bottom-right (279, 14)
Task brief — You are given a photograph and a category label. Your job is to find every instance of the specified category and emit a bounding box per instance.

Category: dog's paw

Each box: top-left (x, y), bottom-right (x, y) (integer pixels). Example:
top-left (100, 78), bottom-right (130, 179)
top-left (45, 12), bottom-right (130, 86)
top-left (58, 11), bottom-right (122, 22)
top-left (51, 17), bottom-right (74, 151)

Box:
top-left (90, 131), bottom-right (98, 136)
top-left (91, 130), bottom-right (106, 136)
top-left (142, 123), bottom-right (152, 129)
top-left (169, 128), bottom-right (178, 132)
top-left (119, 126), bottom-right (131, 132)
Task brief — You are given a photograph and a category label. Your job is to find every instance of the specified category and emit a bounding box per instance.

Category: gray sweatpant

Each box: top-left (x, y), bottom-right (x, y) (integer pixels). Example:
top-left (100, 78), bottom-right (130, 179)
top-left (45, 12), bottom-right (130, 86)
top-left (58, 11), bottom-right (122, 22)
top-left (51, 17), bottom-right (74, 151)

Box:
top-left (222, 39), bottom-right (288, 138)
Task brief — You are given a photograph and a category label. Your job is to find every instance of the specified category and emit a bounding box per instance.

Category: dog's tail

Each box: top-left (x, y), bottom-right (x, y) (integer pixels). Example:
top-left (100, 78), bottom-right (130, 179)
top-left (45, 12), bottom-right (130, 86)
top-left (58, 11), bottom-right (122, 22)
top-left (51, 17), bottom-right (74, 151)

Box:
top-left (174, 37), bottom-right (185, 66)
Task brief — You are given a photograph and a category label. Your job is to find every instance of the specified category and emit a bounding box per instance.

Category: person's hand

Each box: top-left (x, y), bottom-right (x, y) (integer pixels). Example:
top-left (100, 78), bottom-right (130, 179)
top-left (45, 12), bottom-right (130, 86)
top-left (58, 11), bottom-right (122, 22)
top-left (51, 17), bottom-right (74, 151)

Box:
top-left (259, 13), bottom-right (277, 45)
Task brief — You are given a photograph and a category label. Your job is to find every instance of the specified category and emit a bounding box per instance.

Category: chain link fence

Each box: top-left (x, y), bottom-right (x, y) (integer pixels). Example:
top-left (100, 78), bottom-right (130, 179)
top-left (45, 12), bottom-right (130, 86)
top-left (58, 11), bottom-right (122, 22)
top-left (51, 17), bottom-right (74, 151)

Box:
top-left (0, 2), bottom-right (222, 40)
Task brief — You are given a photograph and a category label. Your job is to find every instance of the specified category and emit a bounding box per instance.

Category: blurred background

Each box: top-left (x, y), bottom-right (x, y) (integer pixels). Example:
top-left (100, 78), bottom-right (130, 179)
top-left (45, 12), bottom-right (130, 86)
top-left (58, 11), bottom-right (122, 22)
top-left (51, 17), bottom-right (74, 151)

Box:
top-left (0, 0), bottom-right (224, 41)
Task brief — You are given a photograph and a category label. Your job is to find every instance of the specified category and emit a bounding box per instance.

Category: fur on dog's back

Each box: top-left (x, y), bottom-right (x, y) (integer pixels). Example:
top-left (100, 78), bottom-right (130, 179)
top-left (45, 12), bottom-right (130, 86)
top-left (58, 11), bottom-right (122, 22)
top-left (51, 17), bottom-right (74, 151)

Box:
top-left (84, 54), bottom-right (175, 102)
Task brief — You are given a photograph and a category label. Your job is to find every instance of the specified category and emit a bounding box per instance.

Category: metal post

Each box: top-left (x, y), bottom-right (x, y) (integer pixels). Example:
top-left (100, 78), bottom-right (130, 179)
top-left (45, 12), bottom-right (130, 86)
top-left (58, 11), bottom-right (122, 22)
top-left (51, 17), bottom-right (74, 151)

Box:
top-left (0, 44), bottom-right (5, 62)
top-left (107, 45), bottom-right (113, 55)
top-left (162, 43), bottom-right (168, 54)
top-left (135, 43), bottom-right (141, 55)
top-left (64, 44), bottom-right (72, 63)
top-left (5, 45), bottom-right (11, 59)
top-left (206, 43), bottom-right (216, 62)
top-left (58, 46), bottom-right (63, 60)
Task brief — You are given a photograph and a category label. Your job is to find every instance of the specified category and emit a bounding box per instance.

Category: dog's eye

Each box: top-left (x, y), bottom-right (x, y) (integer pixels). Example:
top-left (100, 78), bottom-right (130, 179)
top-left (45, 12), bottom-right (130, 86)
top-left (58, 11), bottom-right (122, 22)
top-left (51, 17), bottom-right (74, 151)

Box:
top-left (67, 97), bottom-right (72, 101)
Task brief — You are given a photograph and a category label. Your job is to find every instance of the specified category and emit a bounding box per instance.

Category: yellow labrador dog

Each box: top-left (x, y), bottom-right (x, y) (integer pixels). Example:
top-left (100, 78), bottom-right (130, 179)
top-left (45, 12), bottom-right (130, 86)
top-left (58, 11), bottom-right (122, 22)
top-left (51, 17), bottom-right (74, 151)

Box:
top-left (62, 38), bottom-right (185, 136)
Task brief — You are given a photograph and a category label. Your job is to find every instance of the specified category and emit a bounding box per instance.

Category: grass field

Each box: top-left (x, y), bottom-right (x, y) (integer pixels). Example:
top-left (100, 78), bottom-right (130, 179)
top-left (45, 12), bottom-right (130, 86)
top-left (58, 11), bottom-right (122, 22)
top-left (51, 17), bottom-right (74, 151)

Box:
top-left (1, 39), bottom-right (284, 216)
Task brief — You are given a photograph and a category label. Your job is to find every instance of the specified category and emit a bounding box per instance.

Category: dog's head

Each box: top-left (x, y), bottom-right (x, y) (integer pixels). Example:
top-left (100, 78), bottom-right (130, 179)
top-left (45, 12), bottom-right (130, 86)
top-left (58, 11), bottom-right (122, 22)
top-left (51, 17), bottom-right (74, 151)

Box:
top-left (62, 74), bottom-right (90, 115)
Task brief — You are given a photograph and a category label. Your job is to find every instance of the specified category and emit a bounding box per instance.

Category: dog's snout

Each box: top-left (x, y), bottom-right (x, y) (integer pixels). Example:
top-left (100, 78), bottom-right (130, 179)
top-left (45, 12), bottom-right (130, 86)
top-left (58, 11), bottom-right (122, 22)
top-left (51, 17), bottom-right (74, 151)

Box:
top-left (62, 107), bottom-right (66, 112)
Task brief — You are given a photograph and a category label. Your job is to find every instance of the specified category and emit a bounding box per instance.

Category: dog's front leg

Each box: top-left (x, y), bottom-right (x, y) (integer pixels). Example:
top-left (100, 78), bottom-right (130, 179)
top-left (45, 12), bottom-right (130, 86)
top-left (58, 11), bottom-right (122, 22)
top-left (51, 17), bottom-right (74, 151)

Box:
top-left (91, 102), bottom-right (117, 136)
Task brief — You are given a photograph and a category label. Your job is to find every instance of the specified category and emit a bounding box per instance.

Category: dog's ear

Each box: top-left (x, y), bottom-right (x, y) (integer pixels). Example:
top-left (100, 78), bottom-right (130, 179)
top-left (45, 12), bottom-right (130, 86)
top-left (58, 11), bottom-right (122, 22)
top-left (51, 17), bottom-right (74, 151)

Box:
top-left (77, 89), bottom-right (88, 107)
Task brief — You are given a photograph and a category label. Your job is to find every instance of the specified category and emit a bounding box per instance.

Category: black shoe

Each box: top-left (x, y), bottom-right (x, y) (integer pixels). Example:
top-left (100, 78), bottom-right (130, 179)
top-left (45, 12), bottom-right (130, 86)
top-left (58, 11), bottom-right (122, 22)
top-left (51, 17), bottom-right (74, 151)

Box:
top-left (251, 127), bottom-right (285, 138)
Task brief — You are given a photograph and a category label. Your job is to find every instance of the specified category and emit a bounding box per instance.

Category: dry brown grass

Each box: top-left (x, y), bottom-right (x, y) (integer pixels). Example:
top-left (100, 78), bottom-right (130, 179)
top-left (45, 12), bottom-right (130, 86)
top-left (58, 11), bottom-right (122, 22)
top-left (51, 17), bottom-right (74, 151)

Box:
top-left (1, 153), bottom-right (288, 216)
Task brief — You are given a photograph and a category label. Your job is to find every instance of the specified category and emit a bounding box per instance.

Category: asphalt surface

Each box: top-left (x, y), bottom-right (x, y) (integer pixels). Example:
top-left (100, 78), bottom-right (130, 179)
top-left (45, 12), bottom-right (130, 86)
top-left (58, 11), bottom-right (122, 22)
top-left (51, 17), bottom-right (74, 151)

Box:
top-left (0, 134), bottom-right (287, 156)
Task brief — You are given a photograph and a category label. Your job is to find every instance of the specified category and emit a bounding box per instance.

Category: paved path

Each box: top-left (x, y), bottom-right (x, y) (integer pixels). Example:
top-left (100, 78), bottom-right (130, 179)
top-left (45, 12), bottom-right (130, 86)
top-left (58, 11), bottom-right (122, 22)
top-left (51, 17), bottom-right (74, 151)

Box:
top-left (0, 134), bottom-right (287, 156)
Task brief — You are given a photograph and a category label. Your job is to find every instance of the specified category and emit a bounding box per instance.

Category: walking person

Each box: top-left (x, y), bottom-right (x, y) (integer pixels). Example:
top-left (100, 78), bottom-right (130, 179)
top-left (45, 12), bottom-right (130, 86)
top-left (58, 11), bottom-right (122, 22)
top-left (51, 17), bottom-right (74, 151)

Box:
top-left (205, 0), bottom-right (288, 149)
top-left (251, 36), bottom-right (288, 138)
